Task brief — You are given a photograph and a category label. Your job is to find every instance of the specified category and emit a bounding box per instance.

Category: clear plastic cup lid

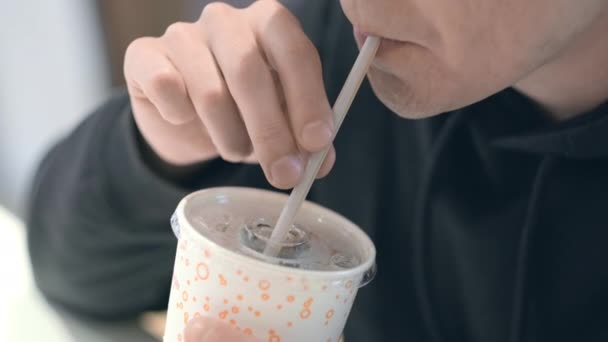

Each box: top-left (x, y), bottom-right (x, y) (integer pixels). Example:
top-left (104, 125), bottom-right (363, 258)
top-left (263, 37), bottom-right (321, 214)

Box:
top-left (171, 187), bottom-right (377, 287)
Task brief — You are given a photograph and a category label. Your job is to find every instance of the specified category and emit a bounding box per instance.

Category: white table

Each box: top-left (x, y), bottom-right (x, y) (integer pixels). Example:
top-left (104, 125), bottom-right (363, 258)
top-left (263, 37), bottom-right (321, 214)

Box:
top-left (0, 206), bottom-right (72, 341)
top-left (0, 207), bottom-right (157, 342)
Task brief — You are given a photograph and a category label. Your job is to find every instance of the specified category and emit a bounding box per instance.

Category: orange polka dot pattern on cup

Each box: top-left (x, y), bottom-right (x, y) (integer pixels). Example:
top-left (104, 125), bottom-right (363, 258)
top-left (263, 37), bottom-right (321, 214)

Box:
top-left (164, 231), bottom-right (362, 342)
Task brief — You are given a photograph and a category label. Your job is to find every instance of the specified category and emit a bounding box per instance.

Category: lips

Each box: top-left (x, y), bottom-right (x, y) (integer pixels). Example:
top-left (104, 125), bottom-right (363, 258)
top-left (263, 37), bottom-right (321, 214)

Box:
top-left (354, 28), bottom-right (409, 55)
top-left (354, 29), bottom-right (369, 47)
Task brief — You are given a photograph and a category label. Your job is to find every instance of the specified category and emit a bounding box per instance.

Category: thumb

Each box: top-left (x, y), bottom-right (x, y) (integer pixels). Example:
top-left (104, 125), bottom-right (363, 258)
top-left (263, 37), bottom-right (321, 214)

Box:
top-left (184, 317), bottom-right (207, 342)
top-left (184, 317), bottom-right (252, 342)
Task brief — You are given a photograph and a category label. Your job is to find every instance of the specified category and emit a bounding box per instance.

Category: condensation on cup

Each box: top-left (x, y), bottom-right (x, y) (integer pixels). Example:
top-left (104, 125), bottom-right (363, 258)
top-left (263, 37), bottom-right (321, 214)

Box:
top-left (164, 187), bottom-right (376, 342)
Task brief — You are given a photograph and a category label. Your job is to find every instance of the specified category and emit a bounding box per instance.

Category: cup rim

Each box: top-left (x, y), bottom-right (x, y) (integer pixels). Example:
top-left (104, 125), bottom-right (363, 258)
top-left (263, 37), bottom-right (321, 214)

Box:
top-left (176, 187), bottom-right (376, 283)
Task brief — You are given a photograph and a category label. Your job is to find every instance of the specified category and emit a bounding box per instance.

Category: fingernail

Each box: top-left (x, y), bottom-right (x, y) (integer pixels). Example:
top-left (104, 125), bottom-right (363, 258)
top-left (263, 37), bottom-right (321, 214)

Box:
top-left (270, 155), bottom-right (303, 187)
top-left (302, 120), bottom-right (333, 151)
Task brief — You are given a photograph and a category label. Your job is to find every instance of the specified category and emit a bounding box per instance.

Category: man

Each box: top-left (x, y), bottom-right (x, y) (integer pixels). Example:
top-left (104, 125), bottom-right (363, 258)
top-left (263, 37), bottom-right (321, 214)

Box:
top-left (27, 0), bottom-right (608, 341)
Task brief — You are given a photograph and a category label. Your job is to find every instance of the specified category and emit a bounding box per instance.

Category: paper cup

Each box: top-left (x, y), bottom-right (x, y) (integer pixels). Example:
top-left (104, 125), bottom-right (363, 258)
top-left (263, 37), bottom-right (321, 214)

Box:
top-left (164, 187), bottom-right (376, 342)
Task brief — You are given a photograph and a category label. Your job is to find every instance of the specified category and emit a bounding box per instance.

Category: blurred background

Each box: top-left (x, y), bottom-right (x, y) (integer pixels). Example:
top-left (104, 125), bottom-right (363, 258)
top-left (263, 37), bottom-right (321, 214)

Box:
top-left (0, 0), bottom-right (204, 216)
top-left (0, 1), bottom-right (210, 341)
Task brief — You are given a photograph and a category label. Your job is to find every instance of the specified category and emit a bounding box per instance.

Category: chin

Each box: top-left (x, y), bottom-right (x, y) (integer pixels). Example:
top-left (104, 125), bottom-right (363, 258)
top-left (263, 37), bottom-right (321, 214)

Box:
top-left (367, 66), bottom-right (447, 119)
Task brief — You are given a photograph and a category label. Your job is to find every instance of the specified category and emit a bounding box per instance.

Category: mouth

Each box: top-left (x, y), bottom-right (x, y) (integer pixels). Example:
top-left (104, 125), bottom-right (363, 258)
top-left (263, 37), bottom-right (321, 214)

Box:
top-left (353, 28), bottom-right (413, 74)
top-left (354, 28), bottom-right (409, 55)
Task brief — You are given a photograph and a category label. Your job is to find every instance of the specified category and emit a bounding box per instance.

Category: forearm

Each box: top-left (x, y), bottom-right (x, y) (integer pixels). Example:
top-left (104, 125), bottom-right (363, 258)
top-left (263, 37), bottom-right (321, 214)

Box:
top-left (26, 92), bottom-right (269, 319)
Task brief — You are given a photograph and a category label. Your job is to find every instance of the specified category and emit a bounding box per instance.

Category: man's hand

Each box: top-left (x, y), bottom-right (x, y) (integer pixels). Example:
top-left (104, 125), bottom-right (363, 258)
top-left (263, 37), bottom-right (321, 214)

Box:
top-left (184, 316), bottom-right (345, 342)
top-left (184, 317), bottom-right (258, 342)
top-left (124, 0), bottom-right (335, 189)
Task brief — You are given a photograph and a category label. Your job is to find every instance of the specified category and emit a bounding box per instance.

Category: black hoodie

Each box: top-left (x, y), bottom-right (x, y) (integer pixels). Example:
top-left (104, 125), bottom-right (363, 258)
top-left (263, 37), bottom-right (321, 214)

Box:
top-left (26, 1), bottom-right (608, 341)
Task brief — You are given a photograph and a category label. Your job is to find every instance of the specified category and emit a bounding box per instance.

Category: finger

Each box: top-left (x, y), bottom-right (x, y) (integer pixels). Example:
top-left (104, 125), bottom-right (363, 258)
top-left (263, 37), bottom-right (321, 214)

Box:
top-left (241, 145), bottom-right (334, 176)
top-left (125, 37), bottom-right (198, 125)
top-left (162, 22), bottom-right (252, 162)
top-left (250, 1), bottom-right (334, 152)
top-left (316, 145), bottom-right (336, 179)
top-left (184, 317), bottom-right (252, 342)
top-left (202, 3), bottom-right (303, 189)
top-left (243, 152), bottom-right (259, 164)
top-left (131, 97), bottom-right (217, 165)
top-left (271, 69), bottom-right (336, 177)
top-left (184, 317), bottom-right (207, 342)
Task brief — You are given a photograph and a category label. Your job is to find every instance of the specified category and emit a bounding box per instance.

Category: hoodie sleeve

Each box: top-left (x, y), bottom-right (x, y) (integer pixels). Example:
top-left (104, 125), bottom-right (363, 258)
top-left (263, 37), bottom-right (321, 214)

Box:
top-left (26, 0), bottom-right (331, 320)
top-left (26, 92), bottom-right (270, 319)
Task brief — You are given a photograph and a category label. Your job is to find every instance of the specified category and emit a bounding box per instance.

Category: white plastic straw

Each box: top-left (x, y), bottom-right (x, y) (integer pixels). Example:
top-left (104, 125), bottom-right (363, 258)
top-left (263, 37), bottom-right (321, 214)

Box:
top-left (264, 36), bottom-right (381, 256)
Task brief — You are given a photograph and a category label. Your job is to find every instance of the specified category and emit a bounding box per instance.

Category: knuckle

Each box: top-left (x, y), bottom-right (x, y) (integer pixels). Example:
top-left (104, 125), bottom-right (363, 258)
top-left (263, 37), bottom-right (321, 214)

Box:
top-left (163, 22), bottom-right (191, 40)
top-left (253, 0), bottom-right (297, 23)
top-left (195, 85), bottom-right (228, 109)
top-left (288, 40), bottom-right (320, 68)
top-left (200, 2), bottom-right (233, 23)
top-left (272, 4), bottom-right (300, 26)
top-left (147, 68), bottom-right (182, 94)
top-left (250, 120), bottom-right (289, 148)
top-left (230, 53), bottom-right (262, 83)
top-left (124, 37), bottom-right (154, 64)
top-left (125, 37), bottom-right (146, 57)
